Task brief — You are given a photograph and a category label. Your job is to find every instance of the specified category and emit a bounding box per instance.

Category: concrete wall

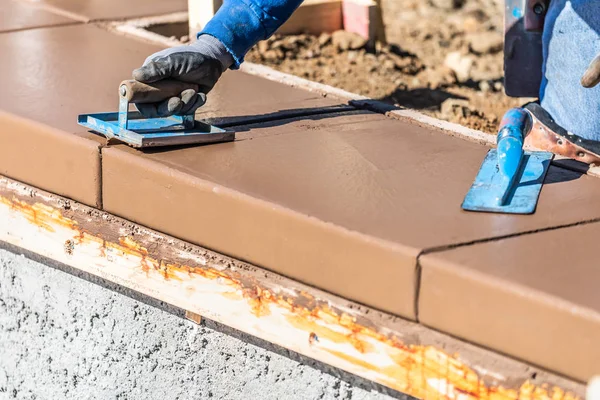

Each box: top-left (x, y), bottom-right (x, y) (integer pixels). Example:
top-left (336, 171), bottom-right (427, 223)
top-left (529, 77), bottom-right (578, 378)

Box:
top-left (0, 247), bottom-right (400, 400)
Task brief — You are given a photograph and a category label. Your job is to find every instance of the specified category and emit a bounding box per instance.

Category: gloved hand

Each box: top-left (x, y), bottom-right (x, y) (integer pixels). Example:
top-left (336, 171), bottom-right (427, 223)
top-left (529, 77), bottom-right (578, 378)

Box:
top-left (132, 35), bottom-right (234, 118)
top-left (582, 54), bottom-right (600, 88)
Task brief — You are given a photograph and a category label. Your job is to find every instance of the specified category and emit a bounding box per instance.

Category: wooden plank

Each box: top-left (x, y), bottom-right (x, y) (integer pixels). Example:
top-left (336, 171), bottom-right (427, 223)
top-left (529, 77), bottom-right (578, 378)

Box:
top-left (0, 175), bottom-right (585, 400)
top-left (185, 310), bottom-right (203, 324)
top-left (277, 0), bottom-right (343, 35)
top-left (188, 0), bottom-right (223, 38)
top-left (187, 0), bottom-right (342, 38)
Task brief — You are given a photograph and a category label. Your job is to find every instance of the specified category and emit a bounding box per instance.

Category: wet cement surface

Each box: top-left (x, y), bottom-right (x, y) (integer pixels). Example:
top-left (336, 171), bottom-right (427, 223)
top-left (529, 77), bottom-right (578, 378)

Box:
top-left (102, 110), bottom-right (600, 320)
top-left (24, 0), bottom-right (187, 21)
top-left (0, 0), bottom-right (77, 32)
top-left (420, 221), bottom-right (600, 382)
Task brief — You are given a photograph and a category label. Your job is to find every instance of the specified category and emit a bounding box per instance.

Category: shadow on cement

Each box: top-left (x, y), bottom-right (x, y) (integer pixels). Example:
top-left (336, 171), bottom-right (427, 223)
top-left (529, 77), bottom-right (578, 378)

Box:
top-left (204, 104), bottom-right (361, 128)
top-left (377, 88), bottom-right (467, 111)
top-left (0, 241), bottom-right (413, 400)
top-left (139, 106), bottom-right (373, 155)
top-left (543, 165), bottom-right (585, 185)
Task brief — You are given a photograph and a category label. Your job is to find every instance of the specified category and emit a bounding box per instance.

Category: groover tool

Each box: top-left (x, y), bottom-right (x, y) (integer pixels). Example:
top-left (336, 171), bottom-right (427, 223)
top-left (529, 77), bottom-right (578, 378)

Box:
top-left (462, 107), bottom-right (553, 214)
top-left (78, 80), bottom-right (234, 148)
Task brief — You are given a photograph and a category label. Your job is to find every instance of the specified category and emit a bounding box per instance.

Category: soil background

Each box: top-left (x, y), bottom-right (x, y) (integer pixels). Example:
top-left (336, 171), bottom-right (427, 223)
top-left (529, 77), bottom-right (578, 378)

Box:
top-left (242, 0), bottom-right (535, 134)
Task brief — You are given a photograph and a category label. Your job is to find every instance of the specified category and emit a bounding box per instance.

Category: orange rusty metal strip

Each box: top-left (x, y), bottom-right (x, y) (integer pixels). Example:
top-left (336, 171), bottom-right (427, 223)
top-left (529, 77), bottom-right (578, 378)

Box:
top-left (0, 176), bottom-right (584, 400)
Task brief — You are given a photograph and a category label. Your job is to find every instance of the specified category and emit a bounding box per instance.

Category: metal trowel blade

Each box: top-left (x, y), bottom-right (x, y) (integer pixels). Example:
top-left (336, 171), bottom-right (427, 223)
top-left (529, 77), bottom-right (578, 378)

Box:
top-left (462, 149), bottom-right (553, 214)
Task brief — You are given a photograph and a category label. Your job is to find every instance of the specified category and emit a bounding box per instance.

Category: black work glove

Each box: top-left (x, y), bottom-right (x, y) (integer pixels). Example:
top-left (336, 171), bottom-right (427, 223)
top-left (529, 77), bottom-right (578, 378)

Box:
top-left (132, 35), bottom-right (234, 118)
top-left (582, 54), bottom-right (600, 88)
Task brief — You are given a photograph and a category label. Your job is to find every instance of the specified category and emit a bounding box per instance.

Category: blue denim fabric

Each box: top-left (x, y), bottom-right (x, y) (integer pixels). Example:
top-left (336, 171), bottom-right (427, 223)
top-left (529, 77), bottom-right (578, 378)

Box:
top-left (199, 0), bottom-right (303, 68)
top-left (540, 0), bottom-right (600, 140)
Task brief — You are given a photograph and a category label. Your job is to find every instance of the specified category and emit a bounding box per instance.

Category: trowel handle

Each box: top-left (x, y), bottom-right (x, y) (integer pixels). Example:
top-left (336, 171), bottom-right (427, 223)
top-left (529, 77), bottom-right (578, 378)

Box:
top-left (497, 108), bottom-right (531, 180)
top-left (119, 80), bottom-right (200, 103)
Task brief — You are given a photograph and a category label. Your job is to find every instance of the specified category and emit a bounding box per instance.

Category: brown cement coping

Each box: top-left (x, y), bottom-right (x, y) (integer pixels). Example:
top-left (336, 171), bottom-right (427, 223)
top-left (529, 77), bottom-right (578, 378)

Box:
top-left (419, 222), bottom-right (600, 382)
top-left (0, 0), bottom-right (78, 33)
top-left (102, 111), bottom-right (600, 321)
top-left (22, 0), bottom-right (188, 22)
top-left (0, 111), bottom-right (103, 207)
top-left (0, 24), bottom-right (345, 207)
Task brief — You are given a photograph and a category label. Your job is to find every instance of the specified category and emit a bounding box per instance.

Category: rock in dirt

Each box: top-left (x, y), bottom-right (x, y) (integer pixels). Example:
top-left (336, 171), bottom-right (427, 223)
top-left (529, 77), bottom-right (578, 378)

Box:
top-left (439, 97), bottom-right (498, 132)
top-left (441, 98), bottom-right (472, 119)
top-left (332, 30), bottom-right (368, 51)
top-left (467, 32), bottom-right (503, 54)
top-left (444, 51), bottom-right (475, 82)
top-left (318, 33), bottom-right (332, 47)
top-left (430, 0), bottom-right (465, 10)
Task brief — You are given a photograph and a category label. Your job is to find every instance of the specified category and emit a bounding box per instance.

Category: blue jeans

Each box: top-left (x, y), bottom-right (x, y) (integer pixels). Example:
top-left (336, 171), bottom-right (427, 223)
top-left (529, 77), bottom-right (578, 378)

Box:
top-left (540, 0), bottom-right (600, 140)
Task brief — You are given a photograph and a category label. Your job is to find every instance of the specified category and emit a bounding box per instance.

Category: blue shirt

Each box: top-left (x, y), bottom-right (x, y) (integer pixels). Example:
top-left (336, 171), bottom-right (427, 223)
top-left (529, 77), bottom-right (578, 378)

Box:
top-left (200, 0), bottom-right (304, 68)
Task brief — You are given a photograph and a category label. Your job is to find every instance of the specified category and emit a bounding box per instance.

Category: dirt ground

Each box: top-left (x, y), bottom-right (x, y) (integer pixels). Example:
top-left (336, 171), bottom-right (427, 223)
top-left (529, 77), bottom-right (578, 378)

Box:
top-left (239, 0), bottom-right (534, 134)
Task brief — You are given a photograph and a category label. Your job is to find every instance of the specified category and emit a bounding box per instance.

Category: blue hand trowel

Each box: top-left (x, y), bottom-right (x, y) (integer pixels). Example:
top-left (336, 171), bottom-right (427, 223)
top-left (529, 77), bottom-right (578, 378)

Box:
top-left (462, 108), bottom-right (553, 214)
top-left (78, 80), bottom-right (234, 148)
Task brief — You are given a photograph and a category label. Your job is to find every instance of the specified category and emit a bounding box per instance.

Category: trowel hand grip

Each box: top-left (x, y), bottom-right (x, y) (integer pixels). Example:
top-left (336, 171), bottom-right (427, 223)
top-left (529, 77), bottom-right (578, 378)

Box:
top-left (119, 80), bottom-right (200, 103)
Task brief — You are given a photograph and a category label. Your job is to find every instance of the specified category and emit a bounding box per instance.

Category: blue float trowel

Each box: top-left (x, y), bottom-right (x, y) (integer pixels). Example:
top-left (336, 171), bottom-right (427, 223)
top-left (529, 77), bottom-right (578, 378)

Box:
top-left (78, 80), bottom-right (234, 148)
top-left (462, 108), bottom-right (553, 214)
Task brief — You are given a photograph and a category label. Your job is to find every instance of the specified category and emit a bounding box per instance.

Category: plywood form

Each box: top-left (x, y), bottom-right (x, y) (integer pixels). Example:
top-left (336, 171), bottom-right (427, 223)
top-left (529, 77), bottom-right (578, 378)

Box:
top-left (102, 111), bottom-right (600, 320)
top-left (188, 0), bottom-right (222, 38)
top-left (277, 0), bottom-right (343, 35)
top-left (0, 0), bottom-right (76, 32)
top-left (188, 0), bottom-right (343, 38)
top-left (420, 223), bottom-right (600, 382)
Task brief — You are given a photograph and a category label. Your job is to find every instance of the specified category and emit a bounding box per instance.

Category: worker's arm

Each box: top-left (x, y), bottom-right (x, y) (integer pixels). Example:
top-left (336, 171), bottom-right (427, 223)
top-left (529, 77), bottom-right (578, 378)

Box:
top-left (202, 0), bottom-right (304, 68)
top-left (131, 0), bottom-right (303, 117)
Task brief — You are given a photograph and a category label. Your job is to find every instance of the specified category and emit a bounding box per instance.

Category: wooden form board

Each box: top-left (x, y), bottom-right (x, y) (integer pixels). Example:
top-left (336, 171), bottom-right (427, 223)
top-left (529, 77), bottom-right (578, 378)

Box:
top-left (187, 0), bottom-right (382, 40)
top-left (189, 0), bottom-right (343, 37)
top-left (188, 0), bottom-right (222, 38)
top-left (278, 0), bottom-right (343, 35)
top-left (0, 175), bottom-right (585, 400)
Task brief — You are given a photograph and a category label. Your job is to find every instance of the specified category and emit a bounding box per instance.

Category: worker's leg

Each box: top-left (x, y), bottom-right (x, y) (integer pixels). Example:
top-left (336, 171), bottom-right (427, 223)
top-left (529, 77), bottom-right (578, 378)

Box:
top-left (540, 0), bottom-right (600, 141)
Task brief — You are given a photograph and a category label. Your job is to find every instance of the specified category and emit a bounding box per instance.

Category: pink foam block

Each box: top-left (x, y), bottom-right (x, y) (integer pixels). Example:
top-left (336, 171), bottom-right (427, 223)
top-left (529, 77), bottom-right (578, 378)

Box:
top-left (342, 0), bottom-right (376, 40)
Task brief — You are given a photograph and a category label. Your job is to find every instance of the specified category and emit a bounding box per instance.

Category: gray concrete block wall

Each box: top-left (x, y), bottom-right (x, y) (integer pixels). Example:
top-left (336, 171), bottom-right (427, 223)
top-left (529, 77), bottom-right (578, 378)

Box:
top-left (0, 247), bottom-right (399, 400)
